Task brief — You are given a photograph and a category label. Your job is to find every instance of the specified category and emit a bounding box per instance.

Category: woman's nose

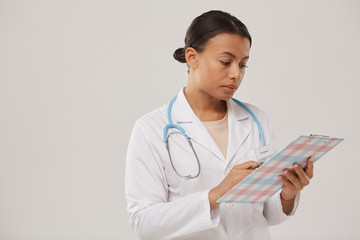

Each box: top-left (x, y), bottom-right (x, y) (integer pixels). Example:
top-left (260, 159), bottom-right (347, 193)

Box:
top-left (230, 64), bottom-right (242, 81)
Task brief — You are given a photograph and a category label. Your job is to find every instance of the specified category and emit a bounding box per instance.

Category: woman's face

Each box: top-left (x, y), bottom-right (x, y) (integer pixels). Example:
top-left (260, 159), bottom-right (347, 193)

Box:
top-left (189, 33), bottom-right (251, 101)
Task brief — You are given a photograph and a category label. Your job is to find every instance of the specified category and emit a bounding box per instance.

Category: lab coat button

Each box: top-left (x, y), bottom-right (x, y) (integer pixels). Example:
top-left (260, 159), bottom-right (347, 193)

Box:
top-left (226, 203), bottom-right (233, 208)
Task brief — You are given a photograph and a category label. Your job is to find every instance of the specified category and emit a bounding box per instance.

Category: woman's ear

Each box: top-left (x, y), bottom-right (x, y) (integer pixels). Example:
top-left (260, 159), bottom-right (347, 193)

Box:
top-left (185, 47), bottom-right (198, 69)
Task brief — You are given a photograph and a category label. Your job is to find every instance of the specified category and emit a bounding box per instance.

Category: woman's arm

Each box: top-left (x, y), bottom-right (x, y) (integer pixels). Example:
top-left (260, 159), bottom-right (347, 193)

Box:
top-left (278, 156), bottom-right (314, 215)
top-left (126, 122), bottom-right (220, 240)
top-left (208, 161), bottom-right (258, 210)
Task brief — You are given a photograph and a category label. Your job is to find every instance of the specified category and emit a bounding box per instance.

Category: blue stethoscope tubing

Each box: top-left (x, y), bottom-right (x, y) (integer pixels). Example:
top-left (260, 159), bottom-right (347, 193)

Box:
top-left (231, 98), bottom-right (265, 147)
top-left (163, 95), bottom-right (265, 179)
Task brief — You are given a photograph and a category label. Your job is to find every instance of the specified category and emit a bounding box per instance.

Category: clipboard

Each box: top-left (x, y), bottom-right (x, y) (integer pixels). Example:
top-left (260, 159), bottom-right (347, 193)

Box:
top-left (217, 135), bottom-right (344, 203)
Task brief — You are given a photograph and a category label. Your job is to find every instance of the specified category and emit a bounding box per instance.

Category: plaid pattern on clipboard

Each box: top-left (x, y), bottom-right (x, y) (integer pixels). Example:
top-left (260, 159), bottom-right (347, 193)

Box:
top-left (217, 135), bottom-right (344, 203)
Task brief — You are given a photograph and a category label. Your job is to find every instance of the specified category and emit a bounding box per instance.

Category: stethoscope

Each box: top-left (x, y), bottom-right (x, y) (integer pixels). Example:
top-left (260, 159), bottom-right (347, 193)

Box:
top-left (163, 95), bottom-right (265, 179)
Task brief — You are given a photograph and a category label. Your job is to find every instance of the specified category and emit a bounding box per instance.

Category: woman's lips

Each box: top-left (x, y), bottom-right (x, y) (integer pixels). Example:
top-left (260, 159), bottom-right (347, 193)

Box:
top-left (224, 84), bottom-right (237, 93)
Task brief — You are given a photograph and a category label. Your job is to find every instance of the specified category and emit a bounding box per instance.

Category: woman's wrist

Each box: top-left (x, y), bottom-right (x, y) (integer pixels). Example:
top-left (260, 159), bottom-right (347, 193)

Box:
top-left (280, 191), bottom-right (297, 201)
top-left (209, 187), bottom-right (222, 210)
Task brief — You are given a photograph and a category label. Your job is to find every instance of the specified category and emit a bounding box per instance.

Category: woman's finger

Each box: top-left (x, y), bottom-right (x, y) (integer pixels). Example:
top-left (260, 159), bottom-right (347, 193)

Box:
top-left (283, 169), bottom-right (303, 190)
top-left (233, 161), bottom-right (259, 169)
top-left (278, 175), bottom-right (296, 192)
top-left (293, 163), bottom-right (310, 186)
top-left (228, 168), bottom-right (254, 182)
top-left (305, 156), bottom-right (314, 179)
top-left (231, 168), bottom-right (254, 176)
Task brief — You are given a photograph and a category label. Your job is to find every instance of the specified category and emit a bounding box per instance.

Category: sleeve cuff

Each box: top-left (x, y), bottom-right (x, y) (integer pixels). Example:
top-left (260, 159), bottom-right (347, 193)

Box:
top-left (275, 190), bottom-right (301, 218)
top-left (284, 192), bottom-right (301, 216)
top-left (203, 190), bottom-right (221, 227)
top-left (264, 190), bottom-right (301, 226)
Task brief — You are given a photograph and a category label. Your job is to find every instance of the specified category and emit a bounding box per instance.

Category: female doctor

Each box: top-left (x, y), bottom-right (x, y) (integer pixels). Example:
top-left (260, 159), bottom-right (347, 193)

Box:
top-left (125, 10), bottom-right (313, 240)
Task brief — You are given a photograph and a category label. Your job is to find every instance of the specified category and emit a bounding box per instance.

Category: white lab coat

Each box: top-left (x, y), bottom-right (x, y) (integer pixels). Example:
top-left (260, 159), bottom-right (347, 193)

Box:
top-left (125, 88), bottom-right (299, 240)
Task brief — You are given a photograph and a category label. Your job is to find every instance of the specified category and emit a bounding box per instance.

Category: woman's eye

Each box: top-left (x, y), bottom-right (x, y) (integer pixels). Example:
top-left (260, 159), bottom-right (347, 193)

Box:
top-left (239, 64), bottom-right (248, 69)
top-left (220, 61), bottom-right (231, 66)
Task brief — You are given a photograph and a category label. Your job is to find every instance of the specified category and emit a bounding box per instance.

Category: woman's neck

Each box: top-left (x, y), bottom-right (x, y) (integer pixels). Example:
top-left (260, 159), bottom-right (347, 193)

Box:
top-left (184, 85), bottom-right (227, 122)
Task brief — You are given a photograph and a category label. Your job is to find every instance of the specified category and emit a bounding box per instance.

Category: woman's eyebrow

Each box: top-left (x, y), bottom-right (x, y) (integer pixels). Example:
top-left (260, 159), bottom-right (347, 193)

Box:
top-left (218, 51), bottom-right (249, 60)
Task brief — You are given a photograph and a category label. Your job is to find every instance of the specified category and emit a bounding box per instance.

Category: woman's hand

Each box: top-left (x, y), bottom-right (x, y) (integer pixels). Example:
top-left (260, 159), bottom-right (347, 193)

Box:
top-left (278, 156), bottom-right (314, 214)
top-left (208, 161), bottom-right (258, 210)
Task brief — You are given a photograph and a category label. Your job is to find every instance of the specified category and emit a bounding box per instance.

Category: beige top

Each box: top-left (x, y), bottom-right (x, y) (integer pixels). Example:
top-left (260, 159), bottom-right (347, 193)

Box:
top-left (202, 112), bottom-right (229, 158)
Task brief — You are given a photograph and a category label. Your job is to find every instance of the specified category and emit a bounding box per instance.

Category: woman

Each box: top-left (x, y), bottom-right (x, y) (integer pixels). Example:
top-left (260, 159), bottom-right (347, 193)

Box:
top-left (126, 10), bottom-right (313, 240)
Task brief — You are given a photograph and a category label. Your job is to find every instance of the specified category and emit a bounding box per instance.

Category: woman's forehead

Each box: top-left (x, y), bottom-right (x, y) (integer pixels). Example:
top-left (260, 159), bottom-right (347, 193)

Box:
top-left (203, 33), bottom-right (250, 57)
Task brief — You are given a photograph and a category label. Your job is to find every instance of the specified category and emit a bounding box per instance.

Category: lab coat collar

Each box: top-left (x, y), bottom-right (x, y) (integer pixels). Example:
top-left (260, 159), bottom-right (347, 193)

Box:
top-left (172, 88), bottom-right (250, 122)
top-left (171, 88), bottom-right (196, 123)
top-left (171, 87), bottom-right (251, 163)
top-left (226, 98), bottom-right (251, 163)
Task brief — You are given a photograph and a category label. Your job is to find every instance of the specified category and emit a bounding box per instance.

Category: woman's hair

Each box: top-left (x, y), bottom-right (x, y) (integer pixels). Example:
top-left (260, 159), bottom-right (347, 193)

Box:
top-left (173, 10), bottom-right (252, 63)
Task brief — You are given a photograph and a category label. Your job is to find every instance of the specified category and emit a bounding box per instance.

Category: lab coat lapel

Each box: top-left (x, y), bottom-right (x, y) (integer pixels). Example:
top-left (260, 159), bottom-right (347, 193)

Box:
top-left (171, 88), bottom-right (226, 162)
top-left (226, 99), bottom-right (251, 162)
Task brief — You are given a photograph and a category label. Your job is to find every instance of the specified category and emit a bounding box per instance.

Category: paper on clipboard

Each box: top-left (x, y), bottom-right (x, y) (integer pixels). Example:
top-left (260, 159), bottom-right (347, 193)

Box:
top-left (217, 135), bottom-right (344, 203)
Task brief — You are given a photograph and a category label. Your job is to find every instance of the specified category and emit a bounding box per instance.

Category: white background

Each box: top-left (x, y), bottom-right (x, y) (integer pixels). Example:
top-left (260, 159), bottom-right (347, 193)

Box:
top-left (1, 0), bottom-right (359, 239)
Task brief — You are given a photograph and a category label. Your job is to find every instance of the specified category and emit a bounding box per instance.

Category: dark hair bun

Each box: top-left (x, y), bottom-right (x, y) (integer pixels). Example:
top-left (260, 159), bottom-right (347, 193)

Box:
top-left (173, 47), bottom-right (187, 63)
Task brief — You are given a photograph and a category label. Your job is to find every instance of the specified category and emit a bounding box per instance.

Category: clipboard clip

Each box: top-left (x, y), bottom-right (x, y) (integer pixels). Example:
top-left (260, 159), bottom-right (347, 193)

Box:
top-left (310, 134), bottom-right (330, 138)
